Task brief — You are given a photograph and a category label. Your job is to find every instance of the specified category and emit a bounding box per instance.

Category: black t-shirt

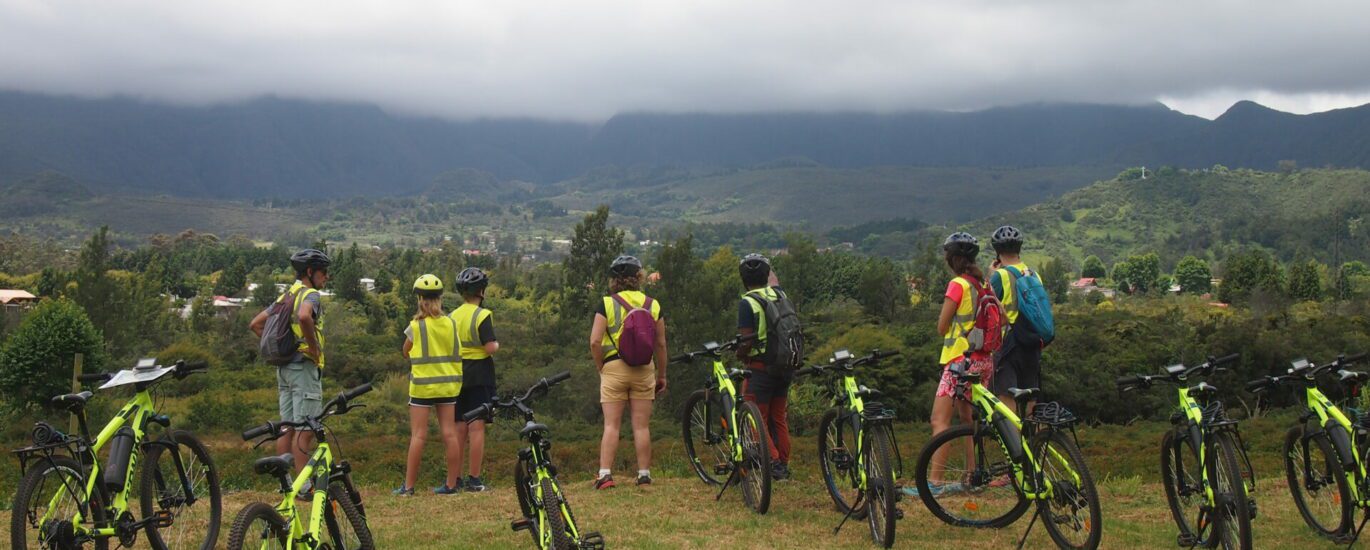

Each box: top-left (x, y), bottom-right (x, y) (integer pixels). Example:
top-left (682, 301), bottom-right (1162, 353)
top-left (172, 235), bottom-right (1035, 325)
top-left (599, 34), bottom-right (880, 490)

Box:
top-left (463, 317), bottom-right (498, 388)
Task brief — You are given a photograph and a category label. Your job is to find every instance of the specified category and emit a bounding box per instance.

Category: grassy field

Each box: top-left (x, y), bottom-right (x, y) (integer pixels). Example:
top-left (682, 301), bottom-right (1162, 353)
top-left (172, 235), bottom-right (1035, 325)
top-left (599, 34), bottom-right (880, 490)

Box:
top-left (0, 414), bottom-right (1359, 549)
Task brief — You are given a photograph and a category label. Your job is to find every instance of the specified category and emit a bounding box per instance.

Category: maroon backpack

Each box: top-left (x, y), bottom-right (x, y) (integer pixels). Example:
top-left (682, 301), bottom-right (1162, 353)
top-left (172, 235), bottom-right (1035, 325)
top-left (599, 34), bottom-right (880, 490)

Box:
top-left (609, 294), bottom-right (658, 367)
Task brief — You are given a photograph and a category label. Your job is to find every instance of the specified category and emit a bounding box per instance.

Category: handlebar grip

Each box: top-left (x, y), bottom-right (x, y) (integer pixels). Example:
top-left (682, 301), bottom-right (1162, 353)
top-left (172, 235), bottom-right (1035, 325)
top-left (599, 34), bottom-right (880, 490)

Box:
top-left (462, 403), bottom-right (491, 422)
top-left (1344, 352), bottom-right (1369, 364)
top-left (669, 353), bottom-right (691, 364)
top-left (796, 367), bottom-right (816, 377)
top-left (342, 383), bottom-right (372, 401)
top-left (1115, 375), bottom-right (1139, 387)
top-left (547, 371), bottom-right (572, 386)
top-left (77, 372), bottom-right (112, 384)
top-left (875, 350), bottom-right (901, 359)
top-left (1212, 353), bottom-right (1240, 366)
top-left (180, 360), bottom-right (209, 373)
top-left (242, 422), bottom-right (276, 441)
top-left (1245, 378), bottom-right (1271, 392)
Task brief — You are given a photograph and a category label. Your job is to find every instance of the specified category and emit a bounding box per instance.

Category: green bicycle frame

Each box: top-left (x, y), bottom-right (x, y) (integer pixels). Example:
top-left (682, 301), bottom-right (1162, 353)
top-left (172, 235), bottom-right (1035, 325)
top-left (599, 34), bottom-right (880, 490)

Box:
top-left (965, 382), bottom-right (1067, 500)
top-left (707, 357), bottom-right (746, 462)
top-left (837, 371), bottom-right (872, 490)
top-left (1300, 385), bottom-right (1366, 504)
top-left (1175, 386), bottom-right (1219, 506)
top-left (272, 442), bottom-right (336, 549)
top-left (528, 439), bottom-right (581, 549)
top-left (56, 388), bottom-right (158, 539)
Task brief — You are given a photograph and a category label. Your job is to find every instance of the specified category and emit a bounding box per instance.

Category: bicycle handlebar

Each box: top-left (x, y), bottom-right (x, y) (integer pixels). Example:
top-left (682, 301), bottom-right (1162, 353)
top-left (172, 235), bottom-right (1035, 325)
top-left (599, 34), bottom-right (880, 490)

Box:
top-left (77, 372), bottom-right (112, 384)
top-left (463, 372), bottom-right (572, 422)
top-left (241, 382), bottom-right (373, 442)
top-left (242, 422), bottom-right (277, 441)
top-left (670, 334), bottom-right (757, 364)
top-left (798, 349), bottom-right (900, 377)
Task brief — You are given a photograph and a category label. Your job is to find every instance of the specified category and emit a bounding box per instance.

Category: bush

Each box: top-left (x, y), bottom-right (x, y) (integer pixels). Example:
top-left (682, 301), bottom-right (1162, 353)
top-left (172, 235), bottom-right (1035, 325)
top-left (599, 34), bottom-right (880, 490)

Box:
top-left (0, 298), bottom-right (106, 411)
top-left (184, 392), bottom-right (254, 434)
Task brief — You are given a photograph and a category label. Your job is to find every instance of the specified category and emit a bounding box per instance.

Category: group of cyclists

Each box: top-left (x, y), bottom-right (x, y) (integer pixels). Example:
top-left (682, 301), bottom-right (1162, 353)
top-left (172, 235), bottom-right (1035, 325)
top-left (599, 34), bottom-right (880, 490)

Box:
top-left (252, 224), bottom-right (1049, 503)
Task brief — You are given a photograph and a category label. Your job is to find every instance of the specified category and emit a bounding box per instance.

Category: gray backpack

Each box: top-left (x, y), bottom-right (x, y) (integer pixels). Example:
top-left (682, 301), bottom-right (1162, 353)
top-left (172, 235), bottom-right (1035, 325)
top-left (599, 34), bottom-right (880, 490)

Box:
top-left (258, 287), bottom-right (308, 366)
top-left (746, 288), bottom-right (805, 375)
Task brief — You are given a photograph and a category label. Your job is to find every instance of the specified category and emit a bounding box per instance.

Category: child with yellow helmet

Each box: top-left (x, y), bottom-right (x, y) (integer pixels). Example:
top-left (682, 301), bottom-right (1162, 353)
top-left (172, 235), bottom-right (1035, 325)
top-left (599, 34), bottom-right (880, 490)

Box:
top-left (396, 274), bottom-right (464, 496)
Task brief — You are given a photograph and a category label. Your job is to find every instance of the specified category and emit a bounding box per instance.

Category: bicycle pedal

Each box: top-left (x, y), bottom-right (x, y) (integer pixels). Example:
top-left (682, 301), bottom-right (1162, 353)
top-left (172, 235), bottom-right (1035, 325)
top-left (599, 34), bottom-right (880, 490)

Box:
top-left (153, 509), bottom-right (174, 528)
top-left (579, 532), bottom-right (605, 549)
top-left (1246, 499), bottom-right (1258, 519)
top-left (510, 517), bottom-right (533, 532)
top-left (894, 508), bottom-right (904, 520)
top-left (1176, 534), bottom-right (1197, 547)
top-left (713, 464), bottom-right (733, 475)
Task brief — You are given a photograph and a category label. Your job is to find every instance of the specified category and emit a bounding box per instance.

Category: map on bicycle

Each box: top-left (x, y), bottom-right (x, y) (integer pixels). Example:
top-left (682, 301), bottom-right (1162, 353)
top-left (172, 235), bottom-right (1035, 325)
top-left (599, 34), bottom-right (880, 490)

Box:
top-left (99, 358), bottom-right (177, 389)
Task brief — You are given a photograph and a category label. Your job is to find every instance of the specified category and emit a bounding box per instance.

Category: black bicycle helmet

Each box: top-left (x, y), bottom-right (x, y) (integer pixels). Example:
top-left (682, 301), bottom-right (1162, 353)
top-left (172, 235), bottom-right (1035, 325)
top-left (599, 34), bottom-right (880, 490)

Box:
top-left (739, 253), bottom-right (771, 285)
top-left (455, 267), bottom-right (489, 293)
top-left (290, 249), bottom-right (332, 273)
top-left (609, 255), bottom-right (642, 277)
top-left (991, 225), bottom-right (1024, 247)
top-left (942, 232), bottom-right (980, 257)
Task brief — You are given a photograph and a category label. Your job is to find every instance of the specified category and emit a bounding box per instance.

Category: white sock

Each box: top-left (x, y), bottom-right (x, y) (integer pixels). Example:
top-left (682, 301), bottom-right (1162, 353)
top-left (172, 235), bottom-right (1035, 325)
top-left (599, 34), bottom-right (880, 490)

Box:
top-left (638, 469), bottom-right (651, 478)
top-left (598, 469), bottom-right (611, 478)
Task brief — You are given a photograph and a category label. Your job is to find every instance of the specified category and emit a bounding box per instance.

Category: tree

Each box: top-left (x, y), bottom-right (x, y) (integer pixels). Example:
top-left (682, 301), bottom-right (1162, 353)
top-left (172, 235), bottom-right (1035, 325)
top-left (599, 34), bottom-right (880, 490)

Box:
top-left (36, 267), bottom-right (66, 297)
top-left (214, 257), bottom-right (248, 297)
top-left (1037, 257), bottom-right (1072, 304)
top-left (856, 257), bottom-right (910, 322)
top-left (561, 206), bottom-right (624, 320)
top-left (1112, 253), bottom-right (1162, 294)
top-left (1287, 260), bottom-right (1324, 302)
top-left (332, 243), bottom-right (365, 303)
top-left (250, 265), bottom-right (279, 306)
top-left (1081, 255), bottom-right (1107, 279)
top-left (71, 227), bottom-right (117, 351)
top-left (1218, 249), bottom-right (1284, 303)
top-left (1173, 256), bottom-right (1212, 294)
top-left (0, 298), bottom-right (106, 410)
top-left (1336, 261), bottom-right (1370, 300)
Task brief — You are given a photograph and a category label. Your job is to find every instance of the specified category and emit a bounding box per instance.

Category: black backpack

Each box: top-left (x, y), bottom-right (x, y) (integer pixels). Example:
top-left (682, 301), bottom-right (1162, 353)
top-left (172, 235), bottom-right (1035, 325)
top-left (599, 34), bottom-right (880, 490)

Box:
top-left (258, 287), bottom-right (309, 366)
top-left (745, 288), bottom-right (805, 374)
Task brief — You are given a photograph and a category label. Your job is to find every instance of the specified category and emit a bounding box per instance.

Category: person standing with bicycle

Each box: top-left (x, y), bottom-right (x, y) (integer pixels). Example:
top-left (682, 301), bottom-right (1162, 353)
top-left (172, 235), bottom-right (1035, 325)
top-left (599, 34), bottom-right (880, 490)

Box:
top-left (589, 256), bottom-right (668, 489)
top-left (736, 253), bottom-right (799, 481)
top-left (987, 225), bottom-right (1051, 414)
top-left (249, 248), bottom-right (331, 478)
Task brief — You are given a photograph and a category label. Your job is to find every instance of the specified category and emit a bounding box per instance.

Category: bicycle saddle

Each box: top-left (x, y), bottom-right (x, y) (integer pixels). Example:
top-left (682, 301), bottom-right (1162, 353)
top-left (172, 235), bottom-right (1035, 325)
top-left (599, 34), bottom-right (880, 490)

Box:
top-left (727, 368), bottom-right (752, 380)
top-left (253, 453), bottom-right (295, 477)
top-left (1339, 370), bottom-right (1370, 384)
top-left (1007, 387), bottom-right (1040, 401)
top-left (520, 421), bottom-right (550, 438)
top-left (50, 391), bottom-right (93, 412)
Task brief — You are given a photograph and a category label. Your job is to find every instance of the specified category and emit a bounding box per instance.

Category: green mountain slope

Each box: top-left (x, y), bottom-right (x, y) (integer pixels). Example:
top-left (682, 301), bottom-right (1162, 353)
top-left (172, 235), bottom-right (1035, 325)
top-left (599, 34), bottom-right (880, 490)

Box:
top-left (966, 167), bottom-right (1370, 267)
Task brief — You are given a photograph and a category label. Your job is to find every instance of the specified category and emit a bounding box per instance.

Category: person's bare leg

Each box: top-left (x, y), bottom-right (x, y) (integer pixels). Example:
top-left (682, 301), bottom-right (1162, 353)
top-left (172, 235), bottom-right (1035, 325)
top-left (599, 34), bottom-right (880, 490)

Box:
top-left (928, 395), bottom-right (957, 483)
top-left (467, 419), bottom-right (486, 478)
top-left (292, 430), bottom-right (315, 476)
top-left (404, 406), bottom-right (430, 490)
top-left (437, 404), bottom-right (461, 489)
top-left (629, 399), bottom-right (654, 472)
top-left (599, 401), bottom-right (627, 471)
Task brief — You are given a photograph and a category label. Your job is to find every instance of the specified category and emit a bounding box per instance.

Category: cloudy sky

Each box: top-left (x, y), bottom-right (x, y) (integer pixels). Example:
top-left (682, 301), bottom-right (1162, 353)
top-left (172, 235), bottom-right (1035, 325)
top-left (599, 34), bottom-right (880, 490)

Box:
top-left (2, 0), bottom-right (1368, 121)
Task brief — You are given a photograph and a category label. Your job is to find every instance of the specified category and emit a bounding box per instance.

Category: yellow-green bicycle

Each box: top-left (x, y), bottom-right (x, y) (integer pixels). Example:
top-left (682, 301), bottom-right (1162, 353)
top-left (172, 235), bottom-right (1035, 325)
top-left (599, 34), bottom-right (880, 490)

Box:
top-left (10, 358), bottom-right (221, 550)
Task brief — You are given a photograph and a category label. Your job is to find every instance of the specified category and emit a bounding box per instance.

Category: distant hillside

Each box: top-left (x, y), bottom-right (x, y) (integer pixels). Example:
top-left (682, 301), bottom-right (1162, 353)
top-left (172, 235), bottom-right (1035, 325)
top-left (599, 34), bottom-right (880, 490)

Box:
top-left (964, 168), bottom-right (1370, 267)
top-left (6, 91), bottom-right (1370, 199)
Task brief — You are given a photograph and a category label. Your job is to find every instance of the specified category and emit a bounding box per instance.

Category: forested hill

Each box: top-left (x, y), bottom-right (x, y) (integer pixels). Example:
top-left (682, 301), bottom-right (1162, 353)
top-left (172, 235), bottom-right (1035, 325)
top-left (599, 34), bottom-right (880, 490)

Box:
top-left (965, 167), bottom-right (1370, 267)
top-left (5, 91), bottom-right (1370, 199)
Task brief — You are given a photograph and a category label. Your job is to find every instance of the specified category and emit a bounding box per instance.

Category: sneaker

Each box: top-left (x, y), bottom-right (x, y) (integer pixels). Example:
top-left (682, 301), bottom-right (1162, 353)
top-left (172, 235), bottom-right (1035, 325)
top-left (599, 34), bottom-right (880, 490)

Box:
top-left (392, 485), bottom-right (415, 497)
top-left (433, 484), bottom-right (460, 495)
top-left (593, 474), bottom-right (616, 490)
top-left (636, 474), bottom-right (653, 486)
top-left (464, 476), bottom-right (489, 493)
top-left (771, 462), bottom-right (791, 481)
top-left (988, 474), bottom-right (1011, 488)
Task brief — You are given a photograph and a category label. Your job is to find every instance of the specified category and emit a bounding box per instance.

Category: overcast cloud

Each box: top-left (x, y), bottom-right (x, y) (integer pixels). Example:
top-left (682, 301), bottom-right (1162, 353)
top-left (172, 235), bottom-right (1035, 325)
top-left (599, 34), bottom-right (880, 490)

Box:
top-left (2, 0), bottom-right (1368, 121)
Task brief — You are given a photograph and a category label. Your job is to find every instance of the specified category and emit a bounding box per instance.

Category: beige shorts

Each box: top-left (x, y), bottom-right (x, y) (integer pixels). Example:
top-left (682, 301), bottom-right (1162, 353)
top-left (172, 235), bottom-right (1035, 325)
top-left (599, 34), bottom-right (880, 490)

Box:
top-left (600, 358), bottom-right (657, 403)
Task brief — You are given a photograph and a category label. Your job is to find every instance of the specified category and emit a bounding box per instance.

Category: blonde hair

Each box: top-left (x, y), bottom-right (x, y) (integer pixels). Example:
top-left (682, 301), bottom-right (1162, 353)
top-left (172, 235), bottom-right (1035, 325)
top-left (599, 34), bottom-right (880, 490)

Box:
top-left (609, 271), bottom-right (644, 293)
top-left (413, 295), bottom-right (445, 320)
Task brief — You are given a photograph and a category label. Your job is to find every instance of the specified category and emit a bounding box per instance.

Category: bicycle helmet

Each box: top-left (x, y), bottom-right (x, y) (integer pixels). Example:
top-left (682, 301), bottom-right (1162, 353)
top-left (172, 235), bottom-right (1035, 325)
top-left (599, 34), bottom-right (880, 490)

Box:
top-left (412, 274), bottom-right (444, 298)
top-left (739, 253), bottom-right (771, 286)
top-left (609, 255), bottom-right (642, 277)
top-left (290, 249), bottom-right (332, 273)
top-left (991, 225), bottom-right (1024, 247)
top-left (942, 232), bottom-right (980, 257)
top-left (454, 267), bottom-right (489, 293)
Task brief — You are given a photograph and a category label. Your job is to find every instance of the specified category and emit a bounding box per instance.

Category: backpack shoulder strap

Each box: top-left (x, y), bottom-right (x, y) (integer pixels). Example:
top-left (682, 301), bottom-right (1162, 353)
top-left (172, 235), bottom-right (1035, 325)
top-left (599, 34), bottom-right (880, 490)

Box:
top-left (611, 292), bottom-right (634, 311)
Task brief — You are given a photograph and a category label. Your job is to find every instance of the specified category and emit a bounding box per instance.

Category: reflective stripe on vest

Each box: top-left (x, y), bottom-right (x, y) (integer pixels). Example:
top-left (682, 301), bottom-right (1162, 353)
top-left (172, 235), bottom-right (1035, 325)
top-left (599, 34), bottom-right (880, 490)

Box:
top-left (940, 277), bottom-right (978, 365)
top-left (283, 281), bottom-right (325, 368)
top-left (453, 304), bottom-right (492, 360)
top-left (996, 265), bottom-right (1031, 325)
top-left (601, 291), bottom-right (657, 356)
top-left (408, 317), bottom-right (462, 398)
top-left (743, 287), bottom-right (778, 357)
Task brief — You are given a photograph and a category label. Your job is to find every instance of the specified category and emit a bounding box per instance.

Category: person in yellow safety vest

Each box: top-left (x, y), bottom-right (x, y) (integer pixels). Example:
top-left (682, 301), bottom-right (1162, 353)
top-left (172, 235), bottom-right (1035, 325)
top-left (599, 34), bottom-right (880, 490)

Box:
top-left (396, 274), bottom-right (464, 496)
top-left (988, 225), bottom-right (1043, 414)
top-left (249, 248), bottom-right (330, 476)
top-left (588, 255), bottom-right (668, 489)
top-left (450, 267), bottom-right (500, 493)
top-left (910, 232), bottom-right (994, 498)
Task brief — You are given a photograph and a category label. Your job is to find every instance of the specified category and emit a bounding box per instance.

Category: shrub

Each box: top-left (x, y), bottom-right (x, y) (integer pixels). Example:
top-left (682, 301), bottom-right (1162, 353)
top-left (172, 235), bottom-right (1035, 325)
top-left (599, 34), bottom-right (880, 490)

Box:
top-left (0, 298), bottom-right (106, 411)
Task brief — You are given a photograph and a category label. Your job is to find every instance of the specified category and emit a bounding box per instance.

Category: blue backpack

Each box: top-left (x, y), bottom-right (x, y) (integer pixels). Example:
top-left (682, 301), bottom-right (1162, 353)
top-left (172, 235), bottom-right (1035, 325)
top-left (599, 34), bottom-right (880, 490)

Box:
top-left (1004, 266), bottom-right (1055, 347)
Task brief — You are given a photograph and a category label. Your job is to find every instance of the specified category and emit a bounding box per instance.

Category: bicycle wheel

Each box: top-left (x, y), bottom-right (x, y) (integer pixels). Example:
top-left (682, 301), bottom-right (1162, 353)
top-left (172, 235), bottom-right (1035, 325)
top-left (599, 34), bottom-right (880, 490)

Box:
top-left (11, 455), bottom-right (109, 550)
top-left (737, 401), bottom-right (773, 514)
top-left (1160, 429), bottom-right (1210, 545)
top-left (514, 457), bottom-right (535, 518)
top-left (914, 424), bottom-right (1029, 528)
top-left (1031, 429), bottom-right (1102, 550)
top-left (1211, 431), bottom-right (1253, 550)
top-left (682, 389), bottom-right (731, 486)
top-left (865, 424), bottom-right (898, 548)
top-left (225, 502), bottom-right (288, 550)
top-left (140, 430), bottom-right (222, 550)
top-left (818, 408), bottom-right (866, 518)
top-left (1284, 424), bottom-right (1352, 538)
top-left (540, 478), bottom-right (576, 550)
top-left (324, 483), bottom-right (375, 550)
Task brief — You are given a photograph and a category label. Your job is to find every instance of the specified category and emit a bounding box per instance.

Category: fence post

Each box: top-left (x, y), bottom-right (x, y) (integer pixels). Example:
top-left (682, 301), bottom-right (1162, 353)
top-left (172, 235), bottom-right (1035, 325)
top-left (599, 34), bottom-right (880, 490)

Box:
top-left (70, 353), bottom-right (83, 435)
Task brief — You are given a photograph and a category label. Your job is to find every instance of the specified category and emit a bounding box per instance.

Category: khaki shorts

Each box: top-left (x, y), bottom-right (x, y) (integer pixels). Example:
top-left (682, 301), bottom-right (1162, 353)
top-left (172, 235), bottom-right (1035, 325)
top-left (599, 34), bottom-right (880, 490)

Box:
top-left (277, 362), bottom-right (323, 424)
top-left (600, 359), bottom-right (657, 403)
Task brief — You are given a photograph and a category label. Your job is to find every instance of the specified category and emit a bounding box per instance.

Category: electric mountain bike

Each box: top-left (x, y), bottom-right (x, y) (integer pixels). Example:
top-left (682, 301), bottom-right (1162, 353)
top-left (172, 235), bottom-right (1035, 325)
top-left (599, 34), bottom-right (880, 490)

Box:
top-left (1117, 354), bottom-right (1253, 550)
top-left (794, 349), bottom-right (903, 548)
top-left (464, 372), bottom-right (604, 550)
top-left (918, 359), bottom-right (1101, 550)
top-left (227, 383), bottom-right (375, 550)
top-left (10, 358), bottom-right (222, 550)
top-left (675, 335), bottom-right (772, 514)
top-left (1247, 352), bottom-right (1368, 544)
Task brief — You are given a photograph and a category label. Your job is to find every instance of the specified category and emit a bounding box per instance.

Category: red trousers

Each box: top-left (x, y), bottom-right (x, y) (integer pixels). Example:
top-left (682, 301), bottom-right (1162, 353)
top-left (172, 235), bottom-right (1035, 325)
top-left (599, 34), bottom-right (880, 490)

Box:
top-left (743, 391), bottom-right (791, 464)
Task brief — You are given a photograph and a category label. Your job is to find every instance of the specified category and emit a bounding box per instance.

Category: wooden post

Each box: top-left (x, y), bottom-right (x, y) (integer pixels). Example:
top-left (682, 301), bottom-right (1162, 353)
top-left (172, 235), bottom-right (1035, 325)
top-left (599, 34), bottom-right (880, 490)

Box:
top-left (70, 353), bottom-right (83, 435)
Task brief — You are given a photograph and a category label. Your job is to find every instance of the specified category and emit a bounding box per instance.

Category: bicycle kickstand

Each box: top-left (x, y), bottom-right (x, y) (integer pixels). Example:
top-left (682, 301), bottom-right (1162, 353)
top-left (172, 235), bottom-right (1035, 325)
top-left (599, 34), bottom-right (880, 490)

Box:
top-left (714, 463), bottom-right (740, 501)
top-left (1015, 507), bottom-right (1041, 550)
top-left (833, 495), bottom-right (865, 536)
top-left (1345, 512), bottom-right (1370, 550)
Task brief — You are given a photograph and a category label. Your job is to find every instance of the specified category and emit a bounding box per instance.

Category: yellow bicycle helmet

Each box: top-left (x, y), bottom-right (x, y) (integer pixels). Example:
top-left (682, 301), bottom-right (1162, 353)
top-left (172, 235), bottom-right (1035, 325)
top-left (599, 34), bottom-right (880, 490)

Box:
top-left (413, 274), bottom-right (444, 298)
